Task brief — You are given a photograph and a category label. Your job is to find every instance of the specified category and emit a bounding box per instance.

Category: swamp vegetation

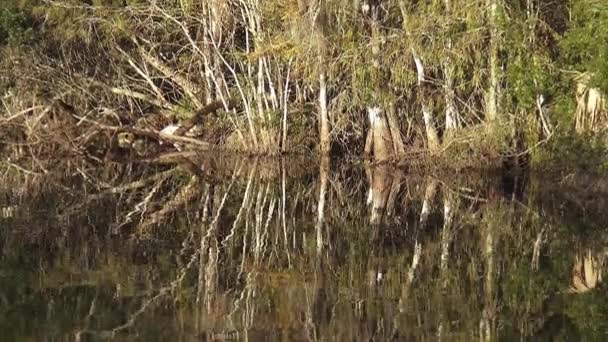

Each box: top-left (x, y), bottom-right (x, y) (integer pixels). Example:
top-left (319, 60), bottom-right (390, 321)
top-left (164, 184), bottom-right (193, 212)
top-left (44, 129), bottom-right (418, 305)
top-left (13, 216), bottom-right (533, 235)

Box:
top-left (1, 0), bottom-right (608, 340)
top-left (0, 0), bottom-right (607, 165)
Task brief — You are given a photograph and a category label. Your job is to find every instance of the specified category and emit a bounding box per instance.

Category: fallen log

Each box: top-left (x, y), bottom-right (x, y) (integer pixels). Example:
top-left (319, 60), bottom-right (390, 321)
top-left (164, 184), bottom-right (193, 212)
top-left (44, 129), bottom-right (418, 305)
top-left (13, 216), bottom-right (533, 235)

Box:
top-left (173, 99), bottom-right (237, 136)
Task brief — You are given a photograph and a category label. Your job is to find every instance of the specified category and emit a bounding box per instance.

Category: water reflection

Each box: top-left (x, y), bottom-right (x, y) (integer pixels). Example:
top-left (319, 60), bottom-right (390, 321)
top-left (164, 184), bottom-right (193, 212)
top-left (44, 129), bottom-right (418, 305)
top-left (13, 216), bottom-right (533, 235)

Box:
top-left (1, 156), bottom-right (607, 340)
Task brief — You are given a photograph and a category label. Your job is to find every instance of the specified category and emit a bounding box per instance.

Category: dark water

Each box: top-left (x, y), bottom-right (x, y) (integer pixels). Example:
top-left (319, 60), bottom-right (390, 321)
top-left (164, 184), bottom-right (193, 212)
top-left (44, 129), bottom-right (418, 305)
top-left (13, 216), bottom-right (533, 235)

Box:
top-left (1, 155), bottom-right (608, 341)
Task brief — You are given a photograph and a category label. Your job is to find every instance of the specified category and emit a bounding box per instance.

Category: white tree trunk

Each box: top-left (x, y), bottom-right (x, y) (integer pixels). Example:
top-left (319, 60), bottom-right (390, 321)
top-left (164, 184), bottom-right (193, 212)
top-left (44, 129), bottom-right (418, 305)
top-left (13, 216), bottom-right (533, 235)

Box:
top-left (414, 55), bottom-right (441, 151)
top-left (486, 0), bottom-right (500, 122)
top-left (443, 0), bottom-right (459, 136)
top-left (319, 70), bottom-right (330, 154)
top-left (367, 107), bottom-right (394, 162)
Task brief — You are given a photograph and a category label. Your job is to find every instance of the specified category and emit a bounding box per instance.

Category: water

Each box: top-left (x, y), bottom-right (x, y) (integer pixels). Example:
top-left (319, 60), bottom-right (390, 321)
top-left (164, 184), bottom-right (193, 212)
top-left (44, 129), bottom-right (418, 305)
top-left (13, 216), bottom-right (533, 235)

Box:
top-left (1, 155), bottom-right (607, 341)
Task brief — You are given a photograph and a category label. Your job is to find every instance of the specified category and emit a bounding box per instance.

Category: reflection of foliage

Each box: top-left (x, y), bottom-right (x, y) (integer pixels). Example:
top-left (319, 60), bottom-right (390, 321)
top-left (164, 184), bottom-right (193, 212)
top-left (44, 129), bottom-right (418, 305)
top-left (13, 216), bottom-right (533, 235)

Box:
top-left (0, 161), bottom-right (607, 339)
top-left (532, 132), bottom-right (608, 173)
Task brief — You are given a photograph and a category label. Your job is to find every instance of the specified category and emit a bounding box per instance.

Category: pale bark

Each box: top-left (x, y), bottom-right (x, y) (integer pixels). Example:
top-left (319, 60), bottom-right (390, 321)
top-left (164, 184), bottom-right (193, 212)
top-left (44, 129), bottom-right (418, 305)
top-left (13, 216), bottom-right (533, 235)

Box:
top-left (398, 241), bottom-right (422, 312)
top-left (443, 0), bottom-right (460, 136)
top-left (420, 179), bottom-right (439, 226)
top-left (316, 156), bottom-right (329, 254)
top-left (486, 0), bottom-right (500, 122)
top-left (282, 61), bottom-right (292, 152)
top-left (531, 228), bottom-right (545, 271)
top-left (366, 4), bottom-right (405, 160)
top-left (399, 1), bottom-right (440, 152)
top-left (319, 70), bottom-right (331, 154)
top-left (367, 107), bottom-right (394, 162)
top-left (575, 77), bottom-right (607, 133)
top-left (480, 211), bottom-right (497, 342)
top-left (387, 103), bottom-right (407, 156)
top-left (316, 0), bottom-right (331, 155)
top-left (570, 248), bottom-right (606, 293)
top-left (440, 191), bottom-right (454, 288)
top-left (536, 94), bottom-right (553, 137)
top-left (414, 56), bottom-right (441, 152)
top-left (422, 103), bottom-right (441, 152)
top-left (366, 165), bottom-right (394, 226)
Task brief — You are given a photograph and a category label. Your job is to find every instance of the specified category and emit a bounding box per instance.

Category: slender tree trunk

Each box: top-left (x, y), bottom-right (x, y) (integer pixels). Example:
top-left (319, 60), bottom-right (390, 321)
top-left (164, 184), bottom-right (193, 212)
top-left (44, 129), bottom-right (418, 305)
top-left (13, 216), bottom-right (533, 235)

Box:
top-left (399, 1), bottom-right (440, 152)
top-left (319, 69), bottom-right (330, 154)
top-left (317, 0), bottom-right (331, 155)
top-left (443, 0), bottom-right (459, 137)
top-left (400, 2), bottom-right (440, 152)
top-left (414, 51), bottom-right (441, 151)
top-left (486, 0), bottom-right (500, 122)
top-left (387, 101), bottom-right (406, 156)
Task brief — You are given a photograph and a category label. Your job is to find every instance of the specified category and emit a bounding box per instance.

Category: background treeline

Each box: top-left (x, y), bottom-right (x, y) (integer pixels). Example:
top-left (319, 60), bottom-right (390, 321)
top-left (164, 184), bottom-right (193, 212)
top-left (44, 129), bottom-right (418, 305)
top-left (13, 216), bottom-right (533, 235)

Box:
top-left (0, 0), bottom-right (607, 167)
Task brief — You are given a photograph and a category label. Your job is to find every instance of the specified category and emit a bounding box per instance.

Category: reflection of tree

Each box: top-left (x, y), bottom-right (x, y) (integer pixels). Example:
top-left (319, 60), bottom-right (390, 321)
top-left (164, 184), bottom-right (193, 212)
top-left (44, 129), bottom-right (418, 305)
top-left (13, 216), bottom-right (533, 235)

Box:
top-left (316, 156), bottom-right (329, 255)
top-left (365, 164), bottom-right (403, 229)
top-left (3, 161), bottom-right (608, 340)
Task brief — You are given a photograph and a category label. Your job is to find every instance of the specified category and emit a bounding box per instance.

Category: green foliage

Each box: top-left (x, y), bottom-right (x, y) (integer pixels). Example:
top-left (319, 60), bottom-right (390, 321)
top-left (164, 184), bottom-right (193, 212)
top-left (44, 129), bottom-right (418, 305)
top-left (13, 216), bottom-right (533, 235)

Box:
top-left (560, 0), bottom-right (608, 93)
top-left (2, 0), bottom-right (608, 160)
top-left (565, 290), bottom-right (608, 340)
top-left (0, 6), bottom-right (33, 46)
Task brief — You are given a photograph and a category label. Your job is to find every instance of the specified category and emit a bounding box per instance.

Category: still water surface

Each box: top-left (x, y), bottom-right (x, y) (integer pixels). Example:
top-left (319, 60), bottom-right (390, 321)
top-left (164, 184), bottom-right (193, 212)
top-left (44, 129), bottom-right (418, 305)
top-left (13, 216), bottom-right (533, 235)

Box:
top-left (1, 155), bottom-right (607, 341)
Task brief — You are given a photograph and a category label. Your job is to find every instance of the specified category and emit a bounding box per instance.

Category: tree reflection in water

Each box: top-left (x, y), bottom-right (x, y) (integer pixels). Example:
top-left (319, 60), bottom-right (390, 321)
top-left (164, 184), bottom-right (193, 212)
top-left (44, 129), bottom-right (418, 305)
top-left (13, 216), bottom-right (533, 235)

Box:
top-left (0, 155), bottom-right (607, 340)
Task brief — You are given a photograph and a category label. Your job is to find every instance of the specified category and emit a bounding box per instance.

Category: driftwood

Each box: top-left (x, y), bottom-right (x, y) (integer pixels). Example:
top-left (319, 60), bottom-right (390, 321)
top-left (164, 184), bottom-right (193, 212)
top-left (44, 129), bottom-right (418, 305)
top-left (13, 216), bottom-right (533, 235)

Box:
top-left (30, 98), bottom-right (242, 159)
top-left (173, 99), bottom-right (237, 136)
top-left (54, 98), bottom-right (226, 147)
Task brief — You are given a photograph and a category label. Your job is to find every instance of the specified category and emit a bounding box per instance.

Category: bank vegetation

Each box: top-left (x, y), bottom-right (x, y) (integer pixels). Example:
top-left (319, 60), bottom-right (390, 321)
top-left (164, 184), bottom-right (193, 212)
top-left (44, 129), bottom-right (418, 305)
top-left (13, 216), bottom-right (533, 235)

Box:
top-left (1, 0), bottom-right (607, 170)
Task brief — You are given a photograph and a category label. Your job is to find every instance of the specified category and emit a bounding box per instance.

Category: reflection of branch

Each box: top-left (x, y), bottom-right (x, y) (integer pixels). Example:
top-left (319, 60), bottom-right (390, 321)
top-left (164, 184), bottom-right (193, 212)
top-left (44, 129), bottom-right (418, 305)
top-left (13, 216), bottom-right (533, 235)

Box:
top-left (399, 241), bottom-right (422, 312)
top-left (75, 233), bottom-right (199, 339)
top-left (100, 169), bottom-right (174, 194)
top-left (197, 165), bottom-right (240, 307)
top-left (222, 161), bottom-right (257, 246)
top-left (137, 175), bottom-right (202, 232)
top-left (120, 176), bottom-right (166, 229)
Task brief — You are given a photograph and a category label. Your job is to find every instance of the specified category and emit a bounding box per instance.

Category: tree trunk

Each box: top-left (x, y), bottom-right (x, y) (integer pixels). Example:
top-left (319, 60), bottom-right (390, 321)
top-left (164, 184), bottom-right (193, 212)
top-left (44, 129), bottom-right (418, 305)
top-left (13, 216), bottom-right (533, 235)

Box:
top-left (486, 0), bottom-right (500, 122)
top-left (365, 3), bottom-right (405, 161)
top-left (317, 0), bottom-right (331, 155)
top-left (367, 107), bottom-right (394, 162)
top-left (443, 0), bottom-right (459, 137)
top-left (414, 51), bottom-right (440, 153)
top-left (387, 103), bottom-right (406, 156)
top-left (400, 1), bottom-right (440, 153)
top-left (319, 69), bottom-right (330, 154)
